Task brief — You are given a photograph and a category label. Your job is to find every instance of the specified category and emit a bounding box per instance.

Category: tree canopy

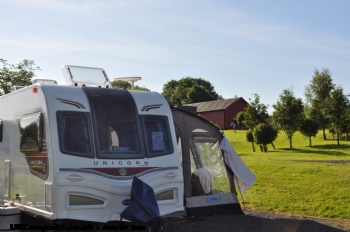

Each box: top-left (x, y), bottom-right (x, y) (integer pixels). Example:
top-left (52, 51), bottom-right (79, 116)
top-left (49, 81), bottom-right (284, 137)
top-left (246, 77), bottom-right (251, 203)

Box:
top-left (299, 118), bottom-right (319, 147)
top-left (0, 59), bottom-right (41, 95)
top-left (111, 80), bottom-right (150, 91)
top-left (162, 77), bottom-right (222, 106)
top-left (254, 123), bottom-right (278, 152)
top-left (242, 94), bottom-right (270, 129)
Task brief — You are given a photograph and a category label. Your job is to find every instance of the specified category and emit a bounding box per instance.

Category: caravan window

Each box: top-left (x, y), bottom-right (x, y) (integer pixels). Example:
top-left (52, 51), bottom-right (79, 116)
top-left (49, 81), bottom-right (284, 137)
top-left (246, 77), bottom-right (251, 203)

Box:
top-left (189, 129), bottom-right (230, 193)
top-left (57, 111), bottom-right (94, 158)
top-left (141, 115), bottom-right (173, 157)
top-left (20, 113), bottom-right (43, 153)
top-left (83, 88), bottom-right (142, 159)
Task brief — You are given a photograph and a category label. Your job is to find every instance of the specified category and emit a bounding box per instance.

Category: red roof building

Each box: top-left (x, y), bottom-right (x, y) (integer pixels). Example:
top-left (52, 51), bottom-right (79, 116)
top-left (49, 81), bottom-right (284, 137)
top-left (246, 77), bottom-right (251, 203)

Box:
top-left (182, 97), bottom-right (248, 130)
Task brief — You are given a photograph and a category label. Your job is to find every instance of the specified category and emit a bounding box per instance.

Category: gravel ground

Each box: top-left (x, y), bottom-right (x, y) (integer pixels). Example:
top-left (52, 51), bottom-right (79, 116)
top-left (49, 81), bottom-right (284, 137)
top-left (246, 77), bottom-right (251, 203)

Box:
top-left (18, 210), bottom-right (350, 232)
top-left (162, 210), bottom-right (350, 232)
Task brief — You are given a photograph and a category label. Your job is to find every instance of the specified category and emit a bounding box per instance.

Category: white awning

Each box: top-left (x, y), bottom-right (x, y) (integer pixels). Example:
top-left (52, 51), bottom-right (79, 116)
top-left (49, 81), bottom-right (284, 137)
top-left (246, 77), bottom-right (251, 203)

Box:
top-left (220, 136), bottom-right (256, 193)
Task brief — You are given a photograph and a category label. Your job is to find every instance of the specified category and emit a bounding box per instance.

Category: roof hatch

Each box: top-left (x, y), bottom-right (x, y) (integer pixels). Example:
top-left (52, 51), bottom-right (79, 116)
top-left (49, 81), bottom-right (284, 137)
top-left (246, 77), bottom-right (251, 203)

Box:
top-left (61, 65), bottom-right (111, 88)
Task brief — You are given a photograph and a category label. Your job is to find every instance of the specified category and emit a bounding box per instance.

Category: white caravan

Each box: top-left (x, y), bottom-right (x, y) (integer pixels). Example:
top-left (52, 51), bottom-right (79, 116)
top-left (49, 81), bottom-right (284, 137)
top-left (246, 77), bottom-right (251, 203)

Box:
top-left (0, 66), bottom-right (184, 223)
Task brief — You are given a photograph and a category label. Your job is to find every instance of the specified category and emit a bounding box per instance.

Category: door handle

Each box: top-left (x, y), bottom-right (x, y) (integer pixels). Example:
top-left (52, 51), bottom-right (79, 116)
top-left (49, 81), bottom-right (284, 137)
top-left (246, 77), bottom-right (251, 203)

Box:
top-left (163, 172), bottom-right (177, 179)
top-left (65, 174), bottom-right (85, 182)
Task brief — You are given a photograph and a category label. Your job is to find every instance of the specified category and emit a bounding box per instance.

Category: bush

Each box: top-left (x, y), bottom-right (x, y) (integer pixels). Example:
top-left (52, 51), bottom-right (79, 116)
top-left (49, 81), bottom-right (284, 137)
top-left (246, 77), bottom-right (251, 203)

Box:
top-left (254, 123), bottom-right (278, 152)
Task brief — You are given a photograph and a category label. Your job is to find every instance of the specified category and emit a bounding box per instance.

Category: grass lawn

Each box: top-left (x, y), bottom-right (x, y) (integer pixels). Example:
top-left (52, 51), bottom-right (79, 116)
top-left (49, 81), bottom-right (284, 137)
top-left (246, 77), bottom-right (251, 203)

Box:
top-left (224, 129), bottom-right (350, 220)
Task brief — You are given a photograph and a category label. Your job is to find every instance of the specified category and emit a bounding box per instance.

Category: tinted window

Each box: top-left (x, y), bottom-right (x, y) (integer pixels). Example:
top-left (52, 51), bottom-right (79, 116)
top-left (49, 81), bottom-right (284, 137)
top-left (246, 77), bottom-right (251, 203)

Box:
top-left (57, 111), bottom-right (94, 158)
top-left (83, 88), bottom-right (142, 159)
top-left (141, 116), bottom-right (173, 157)
top-left (20, 113), bottom-right (43, 152)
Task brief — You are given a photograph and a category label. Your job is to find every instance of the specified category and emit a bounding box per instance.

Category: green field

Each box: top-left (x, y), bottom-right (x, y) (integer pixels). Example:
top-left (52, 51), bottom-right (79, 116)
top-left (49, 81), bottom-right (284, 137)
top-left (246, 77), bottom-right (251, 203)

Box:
top-left (224, 129), bottom-right (350, 220)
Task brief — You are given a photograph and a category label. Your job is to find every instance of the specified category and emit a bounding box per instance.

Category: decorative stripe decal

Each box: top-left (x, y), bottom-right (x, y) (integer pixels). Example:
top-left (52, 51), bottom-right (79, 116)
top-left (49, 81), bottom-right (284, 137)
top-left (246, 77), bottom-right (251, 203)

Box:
top-left (141, 104), bottom-right (162, 111)
top-left (59, 166), bottom-right (178, 180)
top-left (56, 98), bottom-right (86, 109)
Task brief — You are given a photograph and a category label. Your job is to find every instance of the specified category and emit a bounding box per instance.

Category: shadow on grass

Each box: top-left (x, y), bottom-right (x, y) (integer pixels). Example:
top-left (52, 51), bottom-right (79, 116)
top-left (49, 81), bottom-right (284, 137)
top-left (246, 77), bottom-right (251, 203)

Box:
top-left (232, 143), bottom-right (350, 157)
top-left (312, 144), bottom-right (350, 149)
top-left (275, 146), bottom-right (350, 157)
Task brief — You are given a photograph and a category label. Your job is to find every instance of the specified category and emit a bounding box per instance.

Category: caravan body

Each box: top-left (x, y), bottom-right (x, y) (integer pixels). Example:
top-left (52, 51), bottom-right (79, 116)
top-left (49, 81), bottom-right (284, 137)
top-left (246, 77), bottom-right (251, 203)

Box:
top-left (0, 66), bottom-right (184, 222)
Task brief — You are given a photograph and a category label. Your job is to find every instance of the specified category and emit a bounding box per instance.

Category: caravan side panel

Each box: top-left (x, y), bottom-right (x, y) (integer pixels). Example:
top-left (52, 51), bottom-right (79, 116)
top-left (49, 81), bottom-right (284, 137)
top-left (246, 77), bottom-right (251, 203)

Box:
top-left (0, 85), bottom-right (53, 218)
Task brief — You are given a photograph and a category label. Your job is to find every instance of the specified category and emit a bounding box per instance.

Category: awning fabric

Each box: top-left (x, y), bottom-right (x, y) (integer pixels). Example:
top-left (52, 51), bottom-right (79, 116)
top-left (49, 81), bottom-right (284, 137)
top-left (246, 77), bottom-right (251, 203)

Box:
top-left (220, 136), bottom-right (256, 193)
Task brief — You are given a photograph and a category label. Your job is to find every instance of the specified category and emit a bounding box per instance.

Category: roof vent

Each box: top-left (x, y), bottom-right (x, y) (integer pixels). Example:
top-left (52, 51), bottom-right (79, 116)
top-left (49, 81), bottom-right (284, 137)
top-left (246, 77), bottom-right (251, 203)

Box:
top-left (10, 86), bottom-right (24, 92)
top-left (61, 65), bottom-right (111, 88)
top-left (32, 79), bottom-right (58, 85)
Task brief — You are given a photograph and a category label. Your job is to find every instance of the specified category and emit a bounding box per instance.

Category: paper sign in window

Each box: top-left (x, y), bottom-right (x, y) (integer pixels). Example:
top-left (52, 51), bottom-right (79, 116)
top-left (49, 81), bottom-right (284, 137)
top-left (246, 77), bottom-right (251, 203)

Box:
top-left (152, 132), bottom-right (164, 150)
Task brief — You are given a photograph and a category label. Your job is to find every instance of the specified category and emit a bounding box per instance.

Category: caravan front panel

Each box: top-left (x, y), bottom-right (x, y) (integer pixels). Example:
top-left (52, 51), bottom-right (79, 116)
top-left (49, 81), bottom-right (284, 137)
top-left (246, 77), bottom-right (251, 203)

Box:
top-left (49, 86), bottom-right (184, 222)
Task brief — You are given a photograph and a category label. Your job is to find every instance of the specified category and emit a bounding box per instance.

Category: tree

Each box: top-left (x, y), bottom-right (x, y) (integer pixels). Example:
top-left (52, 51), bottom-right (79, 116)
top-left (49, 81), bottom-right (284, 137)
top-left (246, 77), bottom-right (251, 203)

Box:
top-left (242, 94), bottom-right (270, 130)
top-left (246, 130), bottom-right (255, 152)
top-left (236, 111), bottom-right (245, 129)
top-left (299, 118), bottom-right (319, 147)
top-left (0, 59), bottom-right (41, 95)
top-left (340, 117), bottom-right (350, 141)
top-left (112, 80), bottom-right (131, 89)
top-left (111, 80), bottom-right (150, 91)
top-left (162, 77), bottom-right (222, 106)
top-left (329, 127), bottom-right (336, 141)
top-left (272, 88), bottom-right (304, 149)
top-left (241, 94), bottom-right (270, 151)
top-left (304, 68), bottom-right (335, 140)
top-left (187, 85), bottom-right (213, 103)
top-left (134, 85), bottom-right (150, 91)
top-left (254, 123), bottom-right (278, 152)
top-left (327, 86), bottom-right (350, 145)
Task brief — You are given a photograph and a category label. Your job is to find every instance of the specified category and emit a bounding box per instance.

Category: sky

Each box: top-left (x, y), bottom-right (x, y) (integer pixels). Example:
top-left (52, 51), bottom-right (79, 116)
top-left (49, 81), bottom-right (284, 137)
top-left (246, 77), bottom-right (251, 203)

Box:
top-left (1, 0), bottom-right (350, 114)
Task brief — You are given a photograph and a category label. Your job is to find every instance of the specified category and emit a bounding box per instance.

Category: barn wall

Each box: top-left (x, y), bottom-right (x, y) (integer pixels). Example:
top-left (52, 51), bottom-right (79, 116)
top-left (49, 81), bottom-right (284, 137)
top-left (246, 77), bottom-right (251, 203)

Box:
top-left (225, 99), bottom-right (248, 130)
top-left (199, 110), bottom-right (225, 129)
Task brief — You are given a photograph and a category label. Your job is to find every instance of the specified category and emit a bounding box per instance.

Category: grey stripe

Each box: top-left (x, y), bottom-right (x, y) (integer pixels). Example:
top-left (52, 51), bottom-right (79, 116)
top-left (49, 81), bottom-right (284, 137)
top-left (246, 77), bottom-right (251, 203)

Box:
top-left (56, 98), bottom-right (86, 109)
top-left (141, 104), bottom-right (162, 111)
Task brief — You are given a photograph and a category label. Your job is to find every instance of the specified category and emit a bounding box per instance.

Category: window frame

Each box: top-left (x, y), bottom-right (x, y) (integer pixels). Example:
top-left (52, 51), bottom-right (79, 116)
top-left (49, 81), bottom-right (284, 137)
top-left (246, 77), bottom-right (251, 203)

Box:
top-left (96, 118), bottom-right (144, 159)
top-left (19, 112), bottom-right (43, 153)
top-left (140, 115), bottom-right (174, 158)
top-left (83, 87), bottom-right (144, 160)
top-left (57, 111), bottom-right (95, 158)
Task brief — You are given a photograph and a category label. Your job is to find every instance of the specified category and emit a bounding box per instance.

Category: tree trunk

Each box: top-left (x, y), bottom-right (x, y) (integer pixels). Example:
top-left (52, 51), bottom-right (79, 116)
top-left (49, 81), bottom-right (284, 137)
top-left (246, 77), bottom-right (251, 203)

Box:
top-left (289, 137), bottom-right (293, 149)
top-left (264, 145), bottom-right (267, 152)
top-left (322, 127), bottom-right (327, 140)
top-left (251, 142), bottom-right (255, 152)
top-left (309, 136), bottom-right (312, 147)
top-left (270, 142), bottom-right (276, 150)
top-left (337, 130), bottom-right (340, 146)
